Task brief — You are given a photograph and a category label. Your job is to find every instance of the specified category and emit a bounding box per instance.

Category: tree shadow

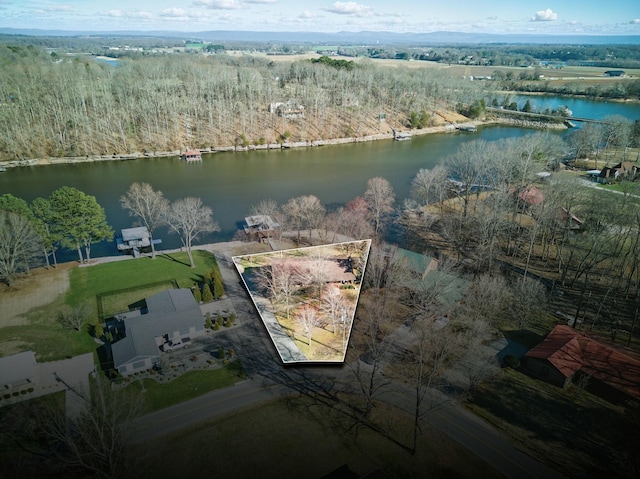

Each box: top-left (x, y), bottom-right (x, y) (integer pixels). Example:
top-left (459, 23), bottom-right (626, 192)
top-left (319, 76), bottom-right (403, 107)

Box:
top-left (158, 253), bottom-right (191, 268)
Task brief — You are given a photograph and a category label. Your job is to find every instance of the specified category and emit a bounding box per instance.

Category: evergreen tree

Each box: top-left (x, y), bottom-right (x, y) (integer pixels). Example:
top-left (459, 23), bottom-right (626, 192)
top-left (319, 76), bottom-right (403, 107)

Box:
top-left (193, 286), bottom-right (202, 303)
top-left (202, 283), bottom-right (213, 303)
top-left (212, 268), bottom-right (225, 299)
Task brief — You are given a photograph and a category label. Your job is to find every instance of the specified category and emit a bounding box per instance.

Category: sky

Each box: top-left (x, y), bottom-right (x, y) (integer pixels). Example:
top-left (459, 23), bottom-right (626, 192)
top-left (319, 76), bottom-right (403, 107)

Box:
top-left (0, 0), bottom-right (638, 35)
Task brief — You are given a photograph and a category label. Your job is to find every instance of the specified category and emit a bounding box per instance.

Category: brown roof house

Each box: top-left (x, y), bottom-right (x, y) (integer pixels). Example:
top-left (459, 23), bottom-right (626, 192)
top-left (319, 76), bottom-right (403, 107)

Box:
top-left (525, 325), bottom-right (640, 402)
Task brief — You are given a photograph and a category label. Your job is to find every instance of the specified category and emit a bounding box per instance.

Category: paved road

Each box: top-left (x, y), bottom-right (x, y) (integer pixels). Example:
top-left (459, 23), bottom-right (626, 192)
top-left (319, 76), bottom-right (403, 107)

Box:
top-left (128, 243), bottom-right (565, 479)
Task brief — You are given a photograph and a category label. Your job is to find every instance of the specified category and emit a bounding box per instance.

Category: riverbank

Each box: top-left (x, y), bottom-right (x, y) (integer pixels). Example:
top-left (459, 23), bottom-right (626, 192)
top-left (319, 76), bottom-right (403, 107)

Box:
top-left (0, 120), bottom-right (486, 169)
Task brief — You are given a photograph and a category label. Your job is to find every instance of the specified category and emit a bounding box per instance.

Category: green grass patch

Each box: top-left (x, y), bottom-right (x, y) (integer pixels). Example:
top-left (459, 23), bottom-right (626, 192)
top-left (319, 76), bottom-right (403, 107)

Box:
top-left (0, 321), bottom-right (97, 361)
top-left (130, 361), bottom-right (247, 412)
top-left (132, 395), bottom-right (505, 479)
top-left (467, 367), bottom-right (632, 479)
top-left (68, 250), bottom-right (219, 319)
top-left (98, 280), bottom-right (178, 319)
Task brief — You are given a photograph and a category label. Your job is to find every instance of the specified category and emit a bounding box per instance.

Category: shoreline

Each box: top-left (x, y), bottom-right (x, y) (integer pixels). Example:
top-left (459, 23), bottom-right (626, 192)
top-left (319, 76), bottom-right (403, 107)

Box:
top-left (0, 116), bottom-right (569, 170)
top-left (0, 121), bottom-right (488, 169)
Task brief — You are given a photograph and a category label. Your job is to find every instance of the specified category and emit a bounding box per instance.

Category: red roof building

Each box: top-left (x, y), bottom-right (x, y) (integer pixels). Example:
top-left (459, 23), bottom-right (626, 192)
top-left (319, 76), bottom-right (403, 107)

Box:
top-left (525, 325), bottom-right (640, 402)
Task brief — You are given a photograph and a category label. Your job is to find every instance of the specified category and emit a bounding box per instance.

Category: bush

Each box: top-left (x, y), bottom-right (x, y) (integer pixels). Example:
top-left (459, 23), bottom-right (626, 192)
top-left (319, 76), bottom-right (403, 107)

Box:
top-left (193, 286), bottom-right (202, 303)
top-left (202, 283), bottom-right (213, 303)
top-left (503, 354), bottom-right (521, 369)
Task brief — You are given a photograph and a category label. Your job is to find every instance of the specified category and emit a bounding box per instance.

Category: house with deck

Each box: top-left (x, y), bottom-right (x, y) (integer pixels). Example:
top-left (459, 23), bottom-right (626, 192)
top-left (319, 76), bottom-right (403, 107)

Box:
top-left (116, 226), bottom-right (161, 257)
top-left (111, 289), bottom-right (205, 376)
top-left (243, 215), bottom-right (280, 242)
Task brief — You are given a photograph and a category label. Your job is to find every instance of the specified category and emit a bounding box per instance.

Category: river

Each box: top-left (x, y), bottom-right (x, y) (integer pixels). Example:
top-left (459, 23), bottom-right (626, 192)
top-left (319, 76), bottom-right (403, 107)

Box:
top-left (1, 96), bottom-right (638, 261)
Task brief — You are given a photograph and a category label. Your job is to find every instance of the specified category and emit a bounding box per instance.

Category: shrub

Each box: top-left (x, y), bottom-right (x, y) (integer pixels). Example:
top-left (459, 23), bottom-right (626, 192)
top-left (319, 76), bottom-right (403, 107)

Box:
top-left (503, 354), bottom-right (521, 369)
top-left (202, 283), bottom-right (213, 303)
top-left (212, 268), bottom-right (225, 299)
top-left (193, 286), bottom-right (202, 303)
top-left (3, 393), bottom-right (10, 400)
top-left (90, 321), bottom-right (104, 339)
top-left (205, 315), bottom-right (212, 329)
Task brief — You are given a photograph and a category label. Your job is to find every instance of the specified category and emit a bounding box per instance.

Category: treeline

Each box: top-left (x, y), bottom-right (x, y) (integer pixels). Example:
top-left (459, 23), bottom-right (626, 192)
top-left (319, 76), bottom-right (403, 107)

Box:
top-left (0, 43), bottom-right (479, 161)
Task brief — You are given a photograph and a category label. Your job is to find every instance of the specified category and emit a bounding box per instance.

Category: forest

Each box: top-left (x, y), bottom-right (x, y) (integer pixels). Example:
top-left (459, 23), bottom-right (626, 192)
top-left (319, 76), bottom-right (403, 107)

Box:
top-left (0, 42), bottom-right (479, 161)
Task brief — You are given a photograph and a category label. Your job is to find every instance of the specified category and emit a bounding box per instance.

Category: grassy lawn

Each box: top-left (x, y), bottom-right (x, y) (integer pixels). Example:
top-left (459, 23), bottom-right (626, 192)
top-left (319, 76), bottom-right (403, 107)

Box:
top-left (129, 396), bottom-right (506, 479)
top-left (467, 367), bottom-right (633, 479)
top-left (98, 280), bottom-right (177, 319)
top-left (68, 250), bottom-right (219, 317)
top-left (127, 361), bottom-right (247, 412)
top-left (0, 250), bottom-right (219, 361)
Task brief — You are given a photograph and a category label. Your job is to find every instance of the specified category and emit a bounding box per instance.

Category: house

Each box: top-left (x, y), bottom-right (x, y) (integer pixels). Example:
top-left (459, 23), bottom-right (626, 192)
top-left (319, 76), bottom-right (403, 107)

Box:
top-left (180, 150), bottom-right (202, 162)
top-left (111, 289), bottom-right (205, 376)
top-left (243, 215), bottom-right (280, 242)
top-left (269, 257), bottom-right (357, 284)
top-left (0, 350), bottom-right (36, 390)
top-left (511, 185), bottom-right (545, 208)
top-left (604, 70), bottom-right (625, 77)
top-left (268, 101), bottom-right (305, 118)
top-left (524, 325), bottom-right (640, 402)
top-left (596, 162), bottom-right (638, 184)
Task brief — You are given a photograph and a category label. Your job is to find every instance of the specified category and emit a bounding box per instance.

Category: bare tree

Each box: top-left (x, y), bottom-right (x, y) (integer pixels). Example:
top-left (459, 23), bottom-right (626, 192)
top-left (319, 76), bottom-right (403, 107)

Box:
top-left (120, 182), bottom-right (168, 258)
top-left (446, 139), bottom-right (487, 218)
top-left (56, 303), bottom-right (92, 332)
top-left (399, 319), bottom-right (465, 454)
top-left (45, 375), bottom-right (145, 479)
top-left (510, 277), bottom-right (548, 330)
top-left (0, 210), bottom-right (42, 287)
top-left (283, 195), bottom-right (325, 244)
top-left (163, 197), bottom-right (220, 268)
top-left (364, 177), bottom-right (395, 238)
top-left (254, 258), bottom-right (300, 320)
top-left (322, 284), bottom-right (345, 334)
top-left (411, 166), bottom-right (448, 207)
top-left (297, 304), bottom-right (320, 345)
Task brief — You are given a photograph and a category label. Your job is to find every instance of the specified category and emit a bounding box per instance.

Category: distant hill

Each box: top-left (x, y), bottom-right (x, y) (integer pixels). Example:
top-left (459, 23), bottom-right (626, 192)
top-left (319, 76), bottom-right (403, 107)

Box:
top-left (0, 28), bottom-right (638, 45)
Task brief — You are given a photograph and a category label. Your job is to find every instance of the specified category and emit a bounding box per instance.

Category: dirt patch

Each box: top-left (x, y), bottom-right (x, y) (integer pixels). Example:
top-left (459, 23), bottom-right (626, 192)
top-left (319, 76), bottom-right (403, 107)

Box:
top-left (0, 263), bottom-right (75, 328)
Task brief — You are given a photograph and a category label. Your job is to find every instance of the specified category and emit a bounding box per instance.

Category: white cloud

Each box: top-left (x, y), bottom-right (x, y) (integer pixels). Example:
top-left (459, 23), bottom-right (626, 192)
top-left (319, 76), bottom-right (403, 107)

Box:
top-left (193, 0), bottom-right (244, 9)
top-left (299, 10), bottom-right (317, 19)
top-left (44, 4), bottom-right (72, 12)
top-left (631, 19), bottom-right (640, 24)
top-left (245, 0), bottom-right (277, 3)
top-left (531, 8), bottom-right (558, 22)
top-left (324, 1), bottom-right (374, 18)
top-left (100, 9), bottom-right (152, 20)
top-left (160, 8), bottom-right (188, 18)
top-left (102, 9), bottom-right (124, 18)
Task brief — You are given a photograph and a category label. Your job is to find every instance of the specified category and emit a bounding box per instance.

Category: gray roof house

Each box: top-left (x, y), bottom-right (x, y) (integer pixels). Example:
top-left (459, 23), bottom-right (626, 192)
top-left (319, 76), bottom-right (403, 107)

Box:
top-left (111, 289), bottom-right (205, 376)
top-left (0, 350), bottom-right (36, 390)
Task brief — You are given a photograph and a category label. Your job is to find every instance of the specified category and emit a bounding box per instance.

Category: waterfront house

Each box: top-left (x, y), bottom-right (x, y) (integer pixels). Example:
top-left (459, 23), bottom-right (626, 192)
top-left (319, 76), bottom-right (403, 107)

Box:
top-left (180, 150), bottom-right (202, 162)
top-left (111, 289), bottom-right (205, 376)
top-left (243, 215), bottom-right (280, 242)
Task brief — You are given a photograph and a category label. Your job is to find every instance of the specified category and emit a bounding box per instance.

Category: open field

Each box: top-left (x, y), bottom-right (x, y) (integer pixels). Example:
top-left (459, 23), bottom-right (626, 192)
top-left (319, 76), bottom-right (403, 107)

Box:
top-left (232, 50), bottom-right (640, 79)
top-left (131, 396), bottom-right (506, 479)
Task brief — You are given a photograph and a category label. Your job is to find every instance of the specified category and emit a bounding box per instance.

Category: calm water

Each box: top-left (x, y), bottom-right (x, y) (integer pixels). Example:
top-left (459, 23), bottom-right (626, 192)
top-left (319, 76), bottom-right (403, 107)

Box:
top-left (1, 96), bottom-right (638, 261)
